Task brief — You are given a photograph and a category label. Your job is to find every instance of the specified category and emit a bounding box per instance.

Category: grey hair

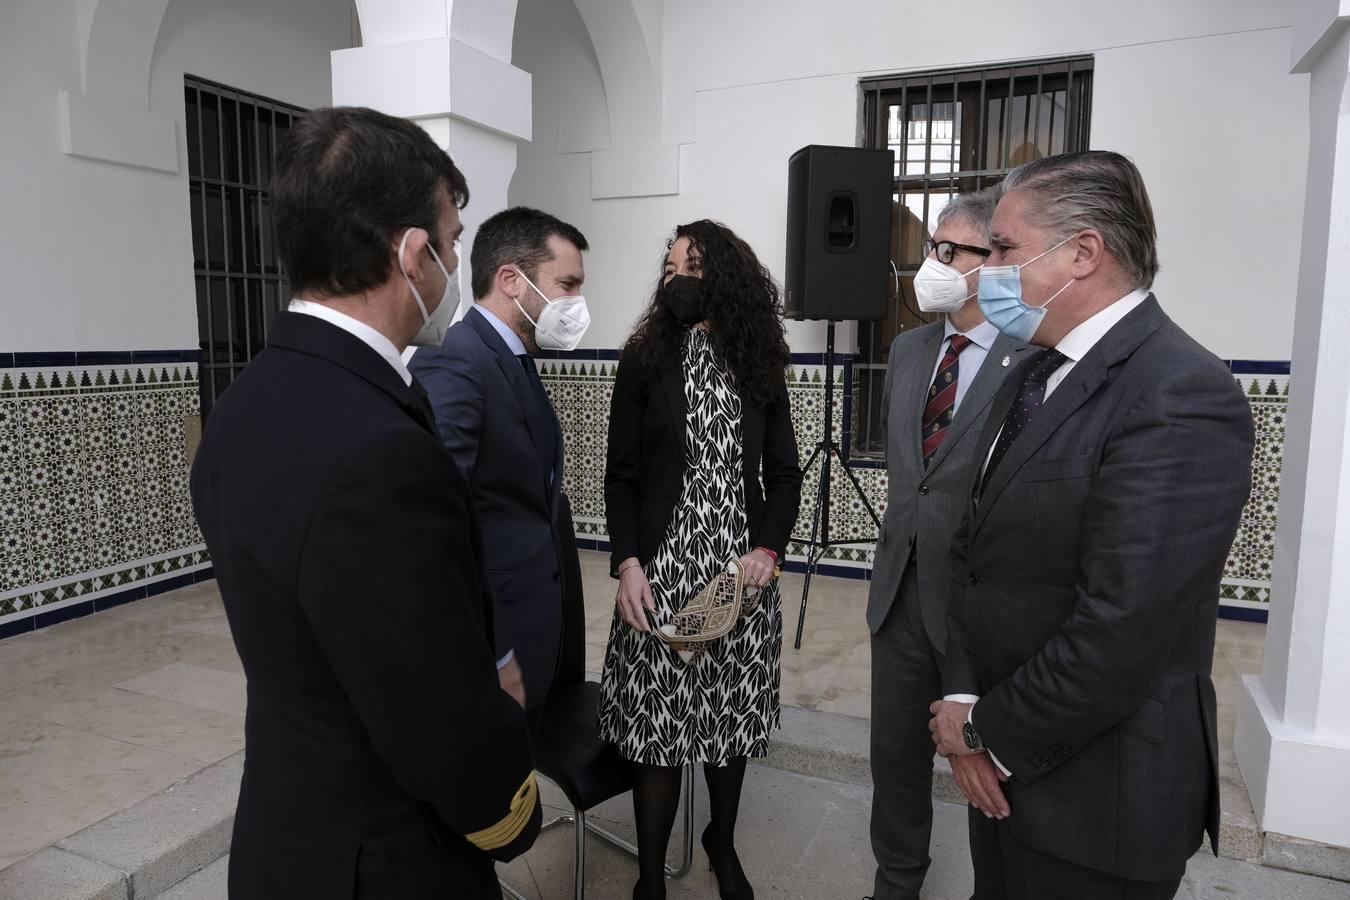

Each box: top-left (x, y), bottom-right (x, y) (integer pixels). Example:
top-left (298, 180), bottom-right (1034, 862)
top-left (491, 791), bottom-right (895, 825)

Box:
top-left (935, 186), bottom-right (1001, 240)
top-left (1001, 150), bottom-right (1159, 290)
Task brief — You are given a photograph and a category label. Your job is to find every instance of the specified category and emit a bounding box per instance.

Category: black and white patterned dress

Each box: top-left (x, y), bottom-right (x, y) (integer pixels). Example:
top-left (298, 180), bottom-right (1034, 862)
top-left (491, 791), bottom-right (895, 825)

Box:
top-left (598, 328), bottom-right (782, 766)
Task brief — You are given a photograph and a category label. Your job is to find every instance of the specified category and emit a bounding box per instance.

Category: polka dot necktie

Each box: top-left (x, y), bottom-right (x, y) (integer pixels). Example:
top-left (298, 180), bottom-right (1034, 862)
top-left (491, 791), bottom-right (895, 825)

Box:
top-left (920, 334), bottom-right (973, 469)
top-left (979, 348), bottom-right (1070, 494)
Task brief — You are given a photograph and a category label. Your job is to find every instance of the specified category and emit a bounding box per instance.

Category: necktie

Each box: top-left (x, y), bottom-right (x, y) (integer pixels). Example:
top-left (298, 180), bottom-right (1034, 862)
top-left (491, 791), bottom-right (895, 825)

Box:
top-left (979, 348), bottom-right (1069, 494)
top-left (408, 375), bottom-right (437, 433)
top-left (921, 334), bottom-right (972, 468)
top-left (517, 354), bottom-right (559, 476)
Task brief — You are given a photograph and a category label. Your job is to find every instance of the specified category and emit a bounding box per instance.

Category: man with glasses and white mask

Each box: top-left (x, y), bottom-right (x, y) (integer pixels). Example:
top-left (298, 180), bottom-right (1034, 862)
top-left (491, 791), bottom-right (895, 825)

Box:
top-left (866, 187), bottom-right (1028, 900)
top-left (409, 206), bottom-right (590, 729)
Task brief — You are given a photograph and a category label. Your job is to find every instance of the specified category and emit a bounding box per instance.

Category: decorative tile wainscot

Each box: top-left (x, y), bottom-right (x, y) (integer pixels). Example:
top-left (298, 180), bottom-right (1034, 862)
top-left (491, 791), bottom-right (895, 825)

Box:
top-left (540, 352), bottom-right (1286, 622)
top-left (0, 351), bottom-right (212, 639)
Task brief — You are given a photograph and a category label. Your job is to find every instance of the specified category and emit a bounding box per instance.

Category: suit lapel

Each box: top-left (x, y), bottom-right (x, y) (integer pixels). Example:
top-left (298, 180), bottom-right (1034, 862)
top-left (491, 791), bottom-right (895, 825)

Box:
top-left (972, 296), bottom-right (1168, 534)
top-left (466, 310), bottom-right (556, 496)
top-left (926, 333), bottom-right (1029, 473)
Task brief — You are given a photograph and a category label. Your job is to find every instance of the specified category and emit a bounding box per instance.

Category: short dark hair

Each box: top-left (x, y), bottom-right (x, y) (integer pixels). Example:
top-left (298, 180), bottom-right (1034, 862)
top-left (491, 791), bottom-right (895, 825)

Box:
top-left (469, 207), bottom-right (588, 300)
top-left (271, 106), bottom-right (469, 297)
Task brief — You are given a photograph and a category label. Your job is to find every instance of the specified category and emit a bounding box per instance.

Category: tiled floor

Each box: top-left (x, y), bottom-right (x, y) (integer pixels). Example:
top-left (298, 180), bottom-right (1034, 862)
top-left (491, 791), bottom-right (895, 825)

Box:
top-left (0, 551), bottom-right (1265, 872)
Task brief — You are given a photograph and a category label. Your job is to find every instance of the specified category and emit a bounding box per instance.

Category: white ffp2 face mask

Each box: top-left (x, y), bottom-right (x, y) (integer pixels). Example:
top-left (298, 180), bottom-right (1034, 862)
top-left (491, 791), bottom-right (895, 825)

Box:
top-left (400, 231), bottom-right (463, 348)
top-left (512, 267), bottom-right (590, 352)
top-left (914, 256), bottom-right (982, 313)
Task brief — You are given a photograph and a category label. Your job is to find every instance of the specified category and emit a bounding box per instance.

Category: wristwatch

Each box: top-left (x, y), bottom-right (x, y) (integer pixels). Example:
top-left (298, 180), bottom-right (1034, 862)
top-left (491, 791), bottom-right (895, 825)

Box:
top-left (962, 719), bottom-right (985, 753)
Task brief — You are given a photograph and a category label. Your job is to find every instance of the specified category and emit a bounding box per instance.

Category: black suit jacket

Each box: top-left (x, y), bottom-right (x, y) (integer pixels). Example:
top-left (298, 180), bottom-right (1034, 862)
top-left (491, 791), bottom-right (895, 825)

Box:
top-left (408, 307), bottom-right (564, 710)
top-left (604, 345), bottom-right (803, 575)
top-left (944, 296), bottom-right (1255, 881)
top-left (190, 312), bottom-right (540, 898)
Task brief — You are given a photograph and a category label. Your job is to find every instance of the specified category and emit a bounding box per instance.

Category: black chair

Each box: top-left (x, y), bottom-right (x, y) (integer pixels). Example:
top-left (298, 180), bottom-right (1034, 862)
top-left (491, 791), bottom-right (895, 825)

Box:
top-left (501, 495), bottom-right (694, 900)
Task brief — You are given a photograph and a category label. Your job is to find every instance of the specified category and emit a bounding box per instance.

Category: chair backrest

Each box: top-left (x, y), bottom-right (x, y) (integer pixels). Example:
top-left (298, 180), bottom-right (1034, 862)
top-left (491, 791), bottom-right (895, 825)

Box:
top-left (553, 493), bottom-right (587, 689)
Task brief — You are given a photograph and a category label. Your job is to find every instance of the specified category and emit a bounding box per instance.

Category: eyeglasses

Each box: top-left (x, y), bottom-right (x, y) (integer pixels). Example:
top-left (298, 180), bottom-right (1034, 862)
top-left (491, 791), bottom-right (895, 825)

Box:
top-left (923, 239), bottom-right (992, 266)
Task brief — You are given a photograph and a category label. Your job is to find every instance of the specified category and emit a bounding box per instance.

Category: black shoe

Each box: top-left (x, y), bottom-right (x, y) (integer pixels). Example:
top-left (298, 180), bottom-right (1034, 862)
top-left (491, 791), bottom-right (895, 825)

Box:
top-left (632, 876), bottom-right (666, 899)
top-left (701, 825), bottom-right (754, 900)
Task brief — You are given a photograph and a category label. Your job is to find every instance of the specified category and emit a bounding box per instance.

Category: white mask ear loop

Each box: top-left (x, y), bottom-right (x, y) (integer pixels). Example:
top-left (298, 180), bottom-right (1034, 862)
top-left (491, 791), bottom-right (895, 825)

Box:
top-left (398, 230), bottom-right (431, 322)
top-left (512, 266), bottom-right (551, 327)
top-left (1038, 277), bottom-right (1075, 309)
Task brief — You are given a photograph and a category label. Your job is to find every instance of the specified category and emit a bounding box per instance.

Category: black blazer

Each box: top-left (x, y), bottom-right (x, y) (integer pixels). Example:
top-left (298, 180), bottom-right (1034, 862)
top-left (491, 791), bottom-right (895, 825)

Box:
top-left (190, 312), bottom-right (540, 898)
top-left (605, 345), bottom-right (803, 576)
top-left (944, 296), bottom-right (1255, 882)
top-left (409, 307), bottom-right (564, 710)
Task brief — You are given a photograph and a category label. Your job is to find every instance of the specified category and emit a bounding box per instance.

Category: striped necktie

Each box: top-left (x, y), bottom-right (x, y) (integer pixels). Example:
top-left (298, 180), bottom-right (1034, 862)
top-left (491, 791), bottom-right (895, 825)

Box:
top-left (921, 334), bottom-right (972, 468)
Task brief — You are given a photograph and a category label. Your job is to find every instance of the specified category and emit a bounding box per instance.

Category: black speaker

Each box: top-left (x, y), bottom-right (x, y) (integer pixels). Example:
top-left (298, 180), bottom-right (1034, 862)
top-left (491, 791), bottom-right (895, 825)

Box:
top-left (784, 145), bottom-right (892, 321)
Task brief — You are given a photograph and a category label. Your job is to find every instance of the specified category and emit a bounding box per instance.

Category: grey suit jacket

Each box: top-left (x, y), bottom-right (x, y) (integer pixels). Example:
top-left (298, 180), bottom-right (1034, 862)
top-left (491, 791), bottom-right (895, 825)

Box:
top-left (945, 295), bottom-right (1255, 881)
top-left (865, 321), bottom-right (1027, 647)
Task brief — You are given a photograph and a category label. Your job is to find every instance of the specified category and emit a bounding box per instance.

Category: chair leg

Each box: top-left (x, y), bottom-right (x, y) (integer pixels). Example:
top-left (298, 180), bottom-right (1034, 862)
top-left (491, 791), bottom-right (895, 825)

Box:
top-left (574, 806), bottom-right (587, 900)
top-left (577, 762), bottom-right (696, 879)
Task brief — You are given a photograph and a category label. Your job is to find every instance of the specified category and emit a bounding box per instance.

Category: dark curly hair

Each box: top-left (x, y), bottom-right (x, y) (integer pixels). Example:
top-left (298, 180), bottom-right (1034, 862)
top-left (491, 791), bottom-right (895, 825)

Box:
top-left (624, 220), bottom-right (789, 404)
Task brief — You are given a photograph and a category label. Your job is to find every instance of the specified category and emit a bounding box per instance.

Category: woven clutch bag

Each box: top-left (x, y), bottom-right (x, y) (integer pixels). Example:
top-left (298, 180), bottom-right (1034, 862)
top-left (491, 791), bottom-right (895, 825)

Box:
top-left (656, 558), bottom-right (763, 663)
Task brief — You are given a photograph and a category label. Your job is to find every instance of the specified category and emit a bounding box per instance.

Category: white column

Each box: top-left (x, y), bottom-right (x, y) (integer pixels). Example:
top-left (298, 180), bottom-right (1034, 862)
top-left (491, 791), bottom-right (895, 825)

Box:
top-left (331, 0), bottom-right (531, 306)
top-left (1235, 0), bottom-right (1350, 851)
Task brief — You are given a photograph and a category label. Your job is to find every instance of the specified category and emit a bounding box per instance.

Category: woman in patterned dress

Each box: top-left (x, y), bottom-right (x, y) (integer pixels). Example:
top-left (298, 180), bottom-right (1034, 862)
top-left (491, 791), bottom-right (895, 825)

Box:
top-left (599, 220), bottom-right (802, 900)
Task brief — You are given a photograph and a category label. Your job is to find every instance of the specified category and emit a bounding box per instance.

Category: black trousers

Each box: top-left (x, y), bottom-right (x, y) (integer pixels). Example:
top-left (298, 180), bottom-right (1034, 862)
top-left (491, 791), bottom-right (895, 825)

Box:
top-left (869, 564), bottom-right (944, 900)
top-left (969, 809), bottom-right (1183, 900)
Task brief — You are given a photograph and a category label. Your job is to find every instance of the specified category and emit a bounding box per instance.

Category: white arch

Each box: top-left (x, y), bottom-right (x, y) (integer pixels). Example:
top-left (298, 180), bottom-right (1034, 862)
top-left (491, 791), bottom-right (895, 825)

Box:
top-left (61, 0), bottom-right (177, 172)
top-left (569, 0), bottom-right (682, 199)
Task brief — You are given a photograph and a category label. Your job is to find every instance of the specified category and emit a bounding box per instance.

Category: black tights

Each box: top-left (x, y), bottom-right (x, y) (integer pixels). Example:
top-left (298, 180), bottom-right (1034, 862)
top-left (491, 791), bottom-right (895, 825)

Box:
top-left (632, 757), bottom-right (748, 883)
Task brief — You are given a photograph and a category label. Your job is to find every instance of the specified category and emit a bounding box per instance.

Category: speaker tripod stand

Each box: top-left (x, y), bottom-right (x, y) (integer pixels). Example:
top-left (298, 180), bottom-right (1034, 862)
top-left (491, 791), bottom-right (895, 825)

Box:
top-left (791, 319), bottom-right (882, 650)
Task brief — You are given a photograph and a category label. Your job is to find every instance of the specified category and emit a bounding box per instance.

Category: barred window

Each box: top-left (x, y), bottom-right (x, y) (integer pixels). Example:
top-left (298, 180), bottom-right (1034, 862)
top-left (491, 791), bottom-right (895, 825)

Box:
top-left (185, 75), bottom-right (306, 417)
top-left (852, 57), bottom-right (1094, 458)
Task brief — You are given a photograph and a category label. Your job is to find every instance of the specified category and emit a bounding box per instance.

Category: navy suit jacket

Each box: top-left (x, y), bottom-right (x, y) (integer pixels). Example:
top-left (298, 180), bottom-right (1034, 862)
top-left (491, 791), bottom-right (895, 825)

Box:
top-left (190, 312), bottom-right (539, 897)
top-left (409, 306), bottom-right (564, 710)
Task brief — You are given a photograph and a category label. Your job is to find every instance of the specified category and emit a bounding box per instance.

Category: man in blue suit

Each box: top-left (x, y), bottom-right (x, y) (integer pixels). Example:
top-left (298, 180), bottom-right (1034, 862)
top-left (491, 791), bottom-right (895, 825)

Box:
top-left (410, 207), bottom-right (589, 724)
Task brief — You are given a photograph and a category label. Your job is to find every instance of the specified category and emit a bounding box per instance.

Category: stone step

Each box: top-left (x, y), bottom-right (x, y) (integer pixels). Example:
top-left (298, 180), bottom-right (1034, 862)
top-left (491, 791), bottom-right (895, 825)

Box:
top-left (762, 705), bottom-right (1267, 865)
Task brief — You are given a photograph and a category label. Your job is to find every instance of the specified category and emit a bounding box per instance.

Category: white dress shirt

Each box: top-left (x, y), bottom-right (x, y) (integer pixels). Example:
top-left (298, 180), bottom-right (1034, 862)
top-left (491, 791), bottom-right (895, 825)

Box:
top-left (288, 299), bottom-right (412, 387)
top-left (949, 288), bottom-right (1150, 775)
top-left (927, 318), bottom-right (1002, 416)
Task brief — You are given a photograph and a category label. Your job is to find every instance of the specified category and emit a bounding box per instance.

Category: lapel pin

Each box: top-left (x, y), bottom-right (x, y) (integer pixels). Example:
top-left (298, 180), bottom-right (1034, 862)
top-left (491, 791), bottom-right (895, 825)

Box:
top-left (1001, 355), bottom-right (1011, 367)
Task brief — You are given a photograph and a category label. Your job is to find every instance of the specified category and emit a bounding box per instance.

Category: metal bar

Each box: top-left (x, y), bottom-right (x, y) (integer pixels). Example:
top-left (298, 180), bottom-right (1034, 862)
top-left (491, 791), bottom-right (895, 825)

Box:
top-left (898, 81), bottom-right (908, 180)
top-left (1003, 67), bottom-right (1014, 172)
top-left (234, 100), bottom-right (251, 359)
top-left (950, 66), bottom-right (959, 192)
top-left (1033, 63), bottom-right (1044, 159)
top-left (215, 89), bottom-right (235, 372)
top-left (575, 808), bottom-right (586, 900)
top-left (976, 70), bottom-right (987, 191)
top-left (922, 75), bottom-right (933, 232)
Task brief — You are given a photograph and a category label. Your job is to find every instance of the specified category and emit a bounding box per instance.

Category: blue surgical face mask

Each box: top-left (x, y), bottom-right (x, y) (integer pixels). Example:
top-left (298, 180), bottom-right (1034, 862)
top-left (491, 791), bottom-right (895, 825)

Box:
top-left (977, 235), bottom-right (1076, 344)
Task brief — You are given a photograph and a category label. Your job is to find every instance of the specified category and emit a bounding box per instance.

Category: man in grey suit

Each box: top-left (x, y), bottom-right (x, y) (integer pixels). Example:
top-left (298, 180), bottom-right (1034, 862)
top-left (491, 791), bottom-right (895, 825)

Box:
top-left (867, 188), bottom-right (1027, 900)
top-left (930, 151), bottom-right (1254, 899)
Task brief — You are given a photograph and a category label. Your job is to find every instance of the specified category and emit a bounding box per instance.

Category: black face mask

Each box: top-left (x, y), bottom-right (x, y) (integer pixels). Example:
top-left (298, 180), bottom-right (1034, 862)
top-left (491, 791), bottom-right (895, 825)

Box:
top-left (662, 274), bottom-right (705, 326)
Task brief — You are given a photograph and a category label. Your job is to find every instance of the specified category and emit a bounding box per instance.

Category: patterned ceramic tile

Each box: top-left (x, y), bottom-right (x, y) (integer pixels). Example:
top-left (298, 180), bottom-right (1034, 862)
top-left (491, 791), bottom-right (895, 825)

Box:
top-left (539, 353), bottom-right (1285, 611)
top-left (0, 355), bottom-right (208, 630)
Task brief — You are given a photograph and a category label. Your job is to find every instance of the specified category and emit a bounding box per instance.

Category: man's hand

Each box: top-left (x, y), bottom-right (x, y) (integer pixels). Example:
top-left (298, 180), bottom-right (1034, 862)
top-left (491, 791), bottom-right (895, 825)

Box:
top-left (949, 753), bottom-right (1010, 819)
top-left (498, 656), bottom-right (526, 708)
top-left (929, 699), bottom-right (976, 758)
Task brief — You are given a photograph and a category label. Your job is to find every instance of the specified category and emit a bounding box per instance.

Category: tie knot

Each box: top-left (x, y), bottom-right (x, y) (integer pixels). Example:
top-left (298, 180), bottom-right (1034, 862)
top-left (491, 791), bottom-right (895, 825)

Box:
top-left (1026, 349), bottom-right (1069, 383)
top-left (948, 334), bottom-right (972, 355)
